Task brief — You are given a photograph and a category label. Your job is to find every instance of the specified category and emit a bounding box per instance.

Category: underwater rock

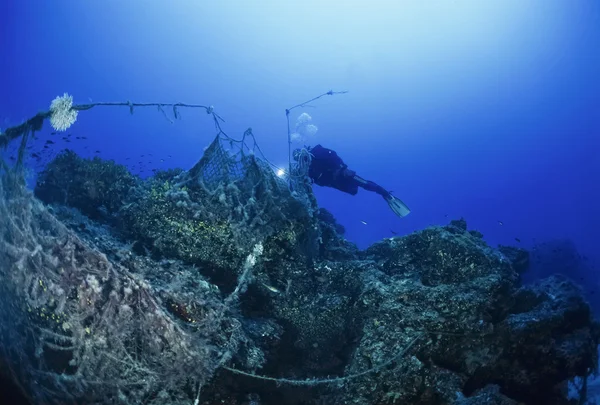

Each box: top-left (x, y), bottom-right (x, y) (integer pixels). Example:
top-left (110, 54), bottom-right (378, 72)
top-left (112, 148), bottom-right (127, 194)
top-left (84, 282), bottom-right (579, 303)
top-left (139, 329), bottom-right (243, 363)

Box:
top-left (456, 384), bottom-right (519, 405)
top-left (361, 221), bottom-right (517, 288)
top-left (35, 149), bottom-right (137, 220)
top-left (333, 222), bottom-right (515, 404)
top-left (315, 207), bottom-right (359, 260)
top-left (4, 149), bottom-right (599, 405)
top-left (264, 260), bottom-right (365, 377)
top-left (328, 221), bottom-right (598, 405)
top-left (487, 275), bottom-right (599, 402)
top-left (498, 244), bottom-right (530, 275)
top-left (524, 238), bottom-right (600, 315)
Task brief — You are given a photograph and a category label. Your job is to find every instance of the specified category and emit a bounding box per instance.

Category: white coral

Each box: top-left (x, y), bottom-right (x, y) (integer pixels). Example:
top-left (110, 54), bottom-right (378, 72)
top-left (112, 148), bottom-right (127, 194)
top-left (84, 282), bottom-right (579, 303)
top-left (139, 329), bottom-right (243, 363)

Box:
top-left (49, 93), bottom-right (78, 131)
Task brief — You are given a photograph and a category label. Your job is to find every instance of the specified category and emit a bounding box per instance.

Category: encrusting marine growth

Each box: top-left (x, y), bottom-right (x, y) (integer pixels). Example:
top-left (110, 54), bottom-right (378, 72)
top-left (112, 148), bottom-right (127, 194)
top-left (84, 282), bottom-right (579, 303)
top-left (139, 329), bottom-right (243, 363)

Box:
top-left (0, 93), bottom-right (597, 405)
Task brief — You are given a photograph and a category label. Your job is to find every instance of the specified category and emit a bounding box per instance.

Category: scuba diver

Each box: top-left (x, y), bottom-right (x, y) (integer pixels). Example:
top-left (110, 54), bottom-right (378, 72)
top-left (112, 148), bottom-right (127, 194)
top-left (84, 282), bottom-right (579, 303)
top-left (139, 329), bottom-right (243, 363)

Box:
top-left (293, 144), bottom-right (411, 218)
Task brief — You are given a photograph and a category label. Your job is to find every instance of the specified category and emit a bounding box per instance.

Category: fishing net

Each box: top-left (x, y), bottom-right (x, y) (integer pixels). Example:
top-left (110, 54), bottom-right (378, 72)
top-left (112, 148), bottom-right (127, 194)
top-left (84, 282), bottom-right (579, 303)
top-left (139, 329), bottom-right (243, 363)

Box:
top-left (0, 171), bottom-right (228, 404)
top-left (0, 92), bottom-right (344, 404)
top-left (186, 127), bottom-right (314, 216)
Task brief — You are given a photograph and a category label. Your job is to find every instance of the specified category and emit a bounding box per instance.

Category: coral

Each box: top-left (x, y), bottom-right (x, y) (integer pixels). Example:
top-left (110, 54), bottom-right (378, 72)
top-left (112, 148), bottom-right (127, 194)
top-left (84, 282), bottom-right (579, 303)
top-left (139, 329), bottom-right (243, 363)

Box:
top-left (49, 93), bottom-right (78, 132)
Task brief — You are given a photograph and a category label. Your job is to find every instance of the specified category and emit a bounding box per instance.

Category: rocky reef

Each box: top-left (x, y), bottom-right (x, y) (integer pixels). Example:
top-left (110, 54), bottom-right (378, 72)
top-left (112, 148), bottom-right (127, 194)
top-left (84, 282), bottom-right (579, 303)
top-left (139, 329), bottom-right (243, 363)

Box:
top-left (0, 149), bottom-right (598, 405)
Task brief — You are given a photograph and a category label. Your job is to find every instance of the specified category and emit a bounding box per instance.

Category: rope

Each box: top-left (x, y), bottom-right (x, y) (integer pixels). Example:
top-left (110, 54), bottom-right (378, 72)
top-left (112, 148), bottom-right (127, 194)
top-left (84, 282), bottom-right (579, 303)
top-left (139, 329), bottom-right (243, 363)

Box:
top-left (0, 91), bottom-right (348, 182)
top-left (222, 332), bottom-right (422, 386)
top-left (293, 147), bottom-right (313, 179)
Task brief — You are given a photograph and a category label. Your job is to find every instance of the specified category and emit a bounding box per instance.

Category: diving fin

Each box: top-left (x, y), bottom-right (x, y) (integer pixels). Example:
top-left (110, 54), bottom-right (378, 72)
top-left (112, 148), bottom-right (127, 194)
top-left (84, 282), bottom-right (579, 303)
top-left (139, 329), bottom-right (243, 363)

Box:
top-left (385, 195), bottom-right (411, 218)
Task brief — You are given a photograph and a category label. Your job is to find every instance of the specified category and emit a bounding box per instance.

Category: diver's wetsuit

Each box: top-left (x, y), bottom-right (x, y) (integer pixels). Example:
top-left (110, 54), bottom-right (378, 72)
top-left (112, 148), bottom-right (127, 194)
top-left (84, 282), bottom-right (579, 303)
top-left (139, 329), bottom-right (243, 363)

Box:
top-left (307, 144), bottom-right (390, 198)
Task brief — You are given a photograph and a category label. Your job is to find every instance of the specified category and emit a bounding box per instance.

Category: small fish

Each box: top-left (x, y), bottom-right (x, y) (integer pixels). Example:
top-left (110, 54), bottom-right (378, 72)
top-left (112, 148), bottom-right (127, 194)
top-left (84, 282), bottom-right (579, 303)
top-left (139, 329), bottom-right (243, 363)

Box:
top-left (262, 283), bottom-right (280, 294)
top-left (498, 221), bottom-right (503, 226)
top-left (515, 238), bottom-right (521, 243)
top-left (390, 229), bottom-right (398, 235)
top-left (95, 150), bottom-right (101, 154)
top-left (360, 220), bottom-right (368, 225)
top-left (45, 140), bottom-right (55, 145)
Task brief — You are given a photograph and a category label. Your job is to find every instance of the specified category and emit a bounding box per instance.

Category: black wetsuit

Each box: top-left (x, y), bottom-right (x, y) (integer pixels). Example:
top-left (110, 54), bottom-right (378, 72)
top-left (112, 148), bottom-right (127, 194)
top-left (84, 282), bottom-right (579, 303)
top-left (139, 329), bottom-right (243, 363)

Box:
top-left (307, 145), bottom-right (390, 198)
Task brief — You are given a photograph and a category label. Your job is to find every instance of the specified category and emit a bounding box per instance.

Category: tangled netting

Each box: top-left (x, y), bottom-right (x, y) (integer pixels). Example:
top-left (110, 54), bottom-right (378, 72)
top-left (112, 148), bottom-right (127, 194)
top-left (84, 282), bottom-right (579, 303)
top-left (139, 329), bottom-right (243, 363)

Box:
top-left (0, 175), bottom-right (202, 404)
top-left (0, 92), bottom-right (346, 404)
top-left (183, 127), bottom-right (318, 250)
top-left (0, 170), bottom-right (261, 405)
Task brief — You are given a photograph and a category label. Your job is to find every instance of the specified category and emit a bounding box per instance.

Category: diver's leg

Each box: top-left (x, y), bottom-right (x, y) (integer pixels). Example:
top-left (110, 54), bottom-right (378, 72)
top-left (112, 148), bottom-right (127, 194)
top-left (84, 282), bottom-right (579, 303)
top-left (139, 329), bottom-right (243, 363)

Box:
top-left (353, 174), bottom-right (410, 217)
top-left (329, 168), bottom-right (359, 195)
top-left (334, 177), bottom-right (359, 195)
top-left (353, 175), bottom-right (390, 198)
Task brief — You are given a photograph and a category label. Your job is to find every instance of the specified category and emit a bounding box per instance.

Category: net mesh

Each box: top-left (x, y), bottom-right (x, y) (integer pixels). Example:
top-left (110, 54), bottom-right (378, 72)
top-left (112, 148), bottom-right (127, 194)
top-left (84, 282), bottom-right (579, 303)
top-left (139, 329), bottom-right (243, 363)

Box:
top-left (189, 127), bottom-right (311, 201)
top-left (180, 128), bottom-right (319, 255)
top-left (0, 97), bottom-right (325, 404)
top-left (0, 169), bottom-right (253, 405)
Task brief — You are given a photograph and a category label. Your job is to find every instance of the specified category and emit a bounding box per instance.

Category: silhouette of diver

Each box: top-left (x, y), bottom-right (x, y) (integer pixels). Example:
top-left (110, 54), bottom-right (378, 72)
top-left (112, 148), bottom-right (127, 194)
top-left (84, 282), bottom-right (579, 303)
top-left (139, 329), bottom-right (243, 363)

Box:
top-left (294, 144), bottom-right (411, 218)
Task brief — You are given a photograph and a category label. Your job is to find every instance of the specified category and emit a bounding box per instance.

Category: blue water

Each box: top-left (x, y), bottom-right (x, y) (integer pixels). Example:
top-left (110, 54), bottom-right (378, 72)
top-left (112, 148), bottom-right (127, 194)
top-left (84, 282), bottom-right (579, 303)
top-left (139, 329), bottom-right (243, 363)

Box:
top-left (2, 1), bottom-right (599, 280)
